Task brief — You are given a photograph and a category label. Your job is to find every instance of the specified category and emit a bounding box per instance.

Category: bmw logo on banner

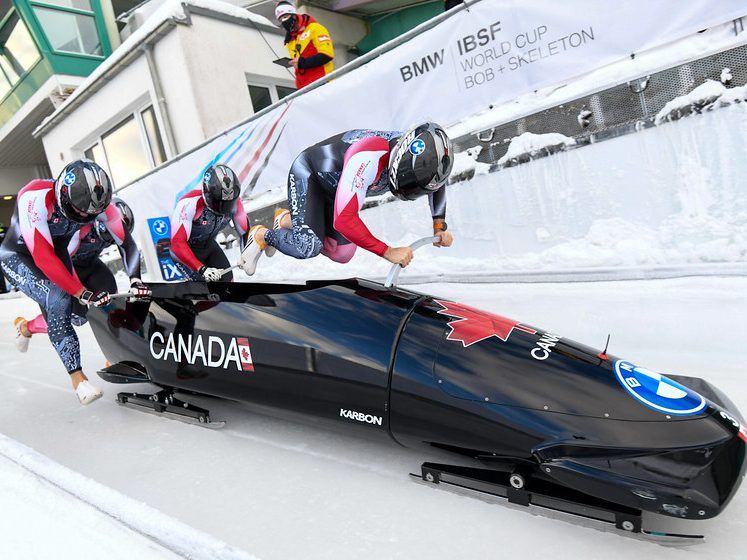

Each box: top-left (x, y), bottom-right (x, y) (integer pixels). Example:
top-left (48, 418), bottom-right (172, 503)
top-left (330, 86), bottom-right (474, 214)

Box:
top-left (614, 360), bottom-right (706, 416)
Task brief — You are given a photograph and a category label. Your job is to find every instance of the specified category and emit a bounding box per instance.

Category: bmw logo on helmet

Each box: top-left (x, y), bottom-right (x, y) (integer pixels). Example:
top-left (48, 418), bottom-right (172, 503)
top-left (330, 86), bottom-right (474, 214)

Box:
top-left (409, 138), bottom-right (426, 156)
top-left (614, 360), bottom-right (707, 416)
top-left (63, 171), bottom-right (76, 186)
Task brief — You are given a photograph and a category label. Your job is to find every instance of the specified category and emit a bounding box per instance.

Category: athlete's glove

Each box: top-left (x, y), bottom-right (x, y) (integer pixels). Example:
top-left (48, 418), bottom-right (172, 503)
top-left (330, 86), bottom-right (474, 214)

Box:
top-left (79, 289), bottom-right (110, 307)
top-left (129, 279), bottom-right (152, 301)
top-left (198, 266), bottom-right (224, 282)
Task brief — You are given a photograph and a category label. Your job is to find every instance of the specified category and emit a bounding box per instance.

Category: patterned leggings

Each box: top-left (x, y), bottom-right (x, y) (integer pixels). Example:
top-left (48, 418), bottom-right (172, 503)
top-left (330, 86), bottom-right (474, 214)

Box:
top-left (265, 154), bottom-right (354, 262)
top-left (1, 252), bottom-right (81, 373)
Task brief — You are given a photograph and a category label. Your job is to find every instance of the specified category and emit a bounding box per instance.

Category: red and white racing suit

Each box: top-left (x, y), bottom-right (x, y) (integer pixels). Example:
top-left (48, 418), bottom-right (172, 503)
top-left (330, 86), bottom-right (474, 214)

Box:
top-left (170, 190), bottom-right (249, 281)
top-left (264, 129), bottom-right (446, 262)
top-left (0, 180), bottom-right (140, 373)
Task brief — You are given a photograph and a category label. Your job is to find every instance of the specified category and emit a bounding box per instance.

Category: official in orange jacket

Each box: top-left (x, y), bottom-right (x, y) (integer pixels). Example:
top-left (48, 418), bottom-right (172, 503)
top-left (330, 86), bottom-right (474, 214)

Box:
top-left (275, 2), bottom-right (334, 89)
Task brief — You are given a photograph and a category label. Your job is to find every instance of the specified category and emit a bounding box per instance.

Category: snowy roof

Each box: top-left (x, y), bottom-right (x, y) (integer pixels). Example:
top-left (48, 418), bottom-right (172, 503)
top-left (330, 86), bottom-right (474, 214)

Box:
top-left (33, 0), bottom-right (277, 137)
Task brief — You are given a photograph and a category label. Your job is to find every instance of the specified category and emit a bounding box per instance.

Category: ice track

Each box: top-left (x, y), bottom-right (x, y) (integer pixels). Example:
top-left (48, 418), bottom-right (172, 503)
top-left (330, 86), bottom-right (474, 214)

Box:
top-left (1, 277), bottom-right (746, 560)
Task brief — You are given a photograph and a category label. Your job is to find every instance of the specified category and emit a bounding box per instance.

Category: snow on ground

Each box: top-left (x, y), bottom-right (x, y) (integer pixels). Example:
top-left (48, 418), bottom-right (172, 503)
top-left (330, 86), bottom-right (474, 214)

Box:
top-left (0, 454), bottom-right (181, 560)
top-left (1, 277), bottom-right (746, 559)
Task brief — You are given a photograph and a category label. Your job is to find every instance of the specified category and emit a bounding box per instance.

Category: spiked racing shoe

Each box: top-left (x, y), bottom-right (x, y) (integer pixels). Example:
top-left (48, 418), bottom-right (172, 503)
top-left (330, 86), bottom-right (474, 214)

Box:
top-left (13, 317), bottom-right (31, 352)
top-left (239, 225), bottom-right (268, 276)
top-left (75, 380), bottom-right (103, 405)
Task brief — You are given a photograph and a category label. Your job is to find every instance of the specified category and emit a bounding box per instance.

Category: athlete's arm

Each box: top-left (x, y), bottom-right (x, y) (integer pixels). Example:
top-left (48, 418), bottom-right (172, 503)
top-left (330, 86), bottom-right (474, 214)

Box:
top-left (17, 186), bottom-right (84, 296)
top-left (429, 187), bottom-right (452, 247)
top-left (170, 195), bottom-right (203, 271)
top-left (333, 137), bottom-right (389, 256)
top-left (67, 228), bottom-right (82, 257)
top-left (100, 203), bottom-right (142, 279)
top-left (232, 199), bottom-right (249, 251)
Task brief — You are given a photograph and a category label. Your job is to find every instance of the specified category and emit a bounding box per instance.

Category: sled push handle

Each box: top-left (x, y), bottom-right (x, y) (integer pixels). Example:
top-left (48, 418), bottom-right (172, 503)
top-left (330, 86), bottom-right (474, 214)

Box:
top-left (384, 235), bottom-right (440, 289)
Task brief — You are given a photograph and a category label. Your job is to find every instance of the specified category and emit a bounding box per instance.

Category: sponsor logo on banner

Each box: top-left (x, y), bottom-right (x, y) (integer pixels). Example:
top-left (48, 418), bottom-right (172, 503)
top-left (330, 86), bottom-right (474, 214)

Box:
top-left (149, 332), bottom-right (255, 372)
top-left (434, 299), bottom-right (536, 347)
top-left (147, 216), bottom-right (184, 281)
top-left (613, 360), bottom-right (706, 416)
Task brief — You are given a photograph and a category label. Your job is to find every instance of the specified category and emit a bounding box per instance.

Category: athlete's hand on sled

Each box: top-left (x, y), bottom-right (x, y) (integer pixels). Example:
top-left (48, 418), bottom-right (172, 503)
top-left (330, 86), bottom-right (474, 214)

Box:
top-left (199, 266), bottom-right (224, 282)
top-left (79, 289), bottom-right (110, 307)
top-left (384, 246), bottom-right (414, 268)
top-left (433, 230), bottom-right (453, 247)
top-left (129, 279), bottom-right (152, 301)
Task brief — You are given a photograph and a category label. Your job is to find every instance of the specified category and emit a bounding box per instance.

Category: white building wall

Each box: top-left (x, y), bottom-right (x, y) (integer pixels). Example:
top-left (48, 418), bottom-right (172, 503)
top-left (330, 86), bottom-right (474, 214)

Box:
top-left (299, 6), bottom-right (367, 68)
top-left (41, 60), bottom-right (157, 177)
top-left (176, 15), bottom-right (292, 139)
top-left (152, 27), bottom-right (205, 154)
top-left (41, 15), bottom-right (294, 179)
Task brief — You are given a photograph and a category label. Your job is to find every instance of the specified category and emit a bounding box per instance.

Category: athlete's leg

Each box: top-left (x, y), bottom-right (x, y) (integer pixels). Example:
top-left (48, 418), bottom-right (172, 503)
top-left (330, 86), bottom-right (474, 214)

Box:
top-left (321, 237), bottom-right (357, 263)
top-left (265, 155), bottom-right (325, 259)
top-left (1, 253), bottom-right (82, 374)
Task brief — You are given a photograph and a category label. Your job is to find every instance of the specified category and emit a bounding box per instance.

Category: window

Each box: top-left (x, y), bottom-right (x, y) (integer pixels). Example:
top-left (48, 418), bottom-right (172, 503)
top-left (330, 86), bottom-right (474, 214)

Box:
top-left (101, 115), bottom-right (150, 186)
top-left (84, 105), bottom-right (168, 187)
top-left (141, 106), bottom-right (166, 166)
top-left (83, 142), bottom-right (105, 164)
top-left (33, 6), bottom-right (100, 55)
top-left (276, 85), bottom-right (295, 100)
top-left (247, 79), bottom-right (295, 113)
top-left (39, 0), bottom-right (92, 9)
top-left (31, 0), bottom-right (102, 56)
top-left (0, 10), bottom-right (41, 98)
top-left (248, 84), bottom-right (272, 113)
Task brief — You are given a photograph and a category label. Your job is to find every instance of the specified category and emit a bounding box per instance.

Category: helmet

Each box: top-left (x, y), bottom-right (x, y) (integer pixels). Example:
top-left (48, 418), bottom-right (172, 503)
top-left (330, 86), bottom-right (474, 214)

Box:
top-left (54, 159), bottom-right (113, 223)
top-left (388, 123), bottom-right (453, 201)
top-left (202, 164), bottom-right (240, 215)
top-left (275, 1), bottom-right (297, 21)
top-left (96, 198), bottom-right (134, 243)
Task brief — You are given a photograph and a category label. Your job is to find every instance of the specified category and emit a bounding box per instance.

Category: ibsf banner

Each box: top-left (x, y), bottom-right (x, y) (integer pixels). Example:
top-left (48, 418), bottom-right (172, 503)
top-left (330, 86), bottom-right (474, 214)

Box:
top-left (120, 0), bottom-right (745, 280)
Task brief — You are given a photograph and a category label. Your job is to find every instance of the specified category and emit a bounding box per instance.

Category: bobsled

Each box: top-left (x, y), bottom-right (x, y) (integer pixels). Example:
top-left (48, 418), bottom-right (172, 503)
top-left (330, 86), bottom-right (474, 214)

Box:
top-left (90, 249), bottom-right (745, 540)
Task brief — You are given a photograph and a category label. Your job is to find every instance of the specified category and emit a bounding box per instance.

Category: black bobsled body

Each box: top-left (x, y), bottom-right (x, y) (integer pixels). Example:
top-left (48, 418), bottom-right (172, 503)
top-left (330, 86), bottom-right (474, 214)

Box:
top-left (90, 279), bottom-right (746, 526)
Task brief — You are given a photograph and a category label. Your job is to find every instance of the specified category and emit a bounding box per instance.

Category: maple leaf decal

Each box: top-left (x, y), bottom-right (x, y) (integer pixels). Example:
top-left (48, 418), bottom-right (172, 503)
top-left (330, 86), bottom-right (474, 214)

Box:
top-left (434, 300), bottom-right (536, 347)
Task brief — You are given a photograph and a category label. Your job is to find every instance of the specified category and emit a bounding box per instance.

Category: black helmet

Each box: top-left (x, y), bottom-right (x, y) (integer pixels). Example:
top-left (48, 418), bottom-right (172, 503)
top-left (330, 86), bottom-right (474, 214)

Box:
top-left (388, 123), bottom-right (453, 201)
top-left (96, 198), bottom-right (134, 243)
top-left (202, 164), bottom-right (240, 215)
top-left (54, 159), bottom-right (113, 223)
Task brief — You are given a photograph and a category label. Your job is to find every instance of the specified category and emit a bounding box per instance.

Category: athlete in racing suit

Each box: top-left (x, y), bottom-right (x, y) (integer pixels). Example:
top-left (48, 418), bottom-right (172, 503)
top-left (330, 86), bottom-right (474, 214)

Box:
top-left (0, 162), bottom-right (146, 404)
top-left (170, 165), bottom-right (249, 282)
top-left (239, 124), bottom-right (454, 274)
top-left (14, 199), bottom-right (146, 343)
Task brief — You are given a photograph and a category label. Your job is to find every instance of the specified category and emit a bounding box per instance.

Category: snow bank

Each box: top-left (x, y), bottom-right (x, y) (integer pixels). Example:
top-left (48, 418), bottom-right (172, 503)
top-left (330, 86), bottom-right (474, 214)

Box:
top-left (497, 132), bottom-right (576, 166)
top-left (450, 146), bottom-right (492, 179)
top-left (655, 79), bottom-right (747, 124)
top-left (0, 433), bottom-right (258, 560)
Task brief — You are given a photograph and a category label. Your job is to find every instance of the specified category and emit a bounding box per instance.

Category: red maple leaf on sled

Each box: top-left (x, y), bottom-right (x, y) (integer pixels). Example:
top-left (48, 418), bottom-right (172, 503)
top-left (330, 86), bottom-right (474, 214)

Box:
top-left (433, 300), bottom-right (536, 347)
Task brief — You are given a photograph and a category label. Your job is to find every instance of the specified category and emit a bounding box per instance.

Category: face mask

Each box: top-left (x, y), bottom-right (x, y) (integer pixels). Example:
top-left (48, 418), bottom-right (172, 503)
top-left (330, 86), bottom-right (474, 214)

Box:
top-left (281, 16), bottom-right (296, 33)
